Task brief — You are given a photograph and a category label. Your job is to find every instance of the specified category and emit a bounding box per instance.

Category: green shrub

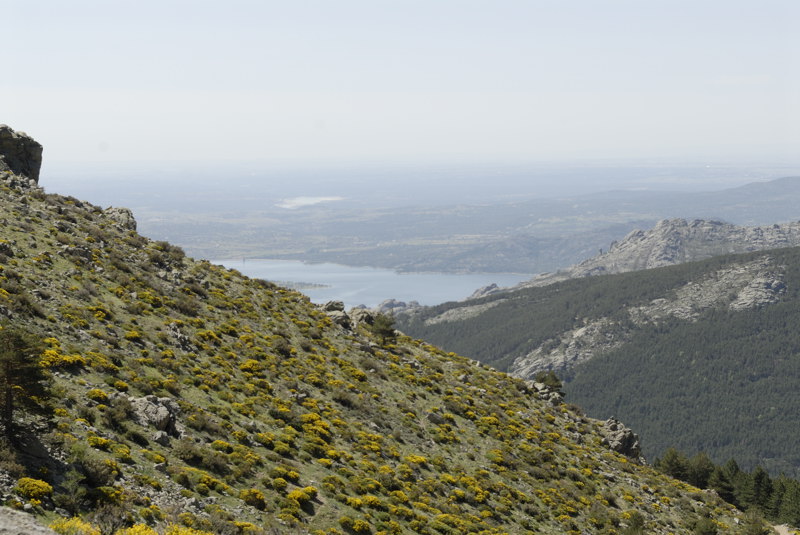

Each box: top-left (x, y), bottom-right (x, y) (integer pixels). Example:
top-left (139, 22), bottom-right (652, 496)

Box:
top-left (239, 488), bottom-right (266, 510)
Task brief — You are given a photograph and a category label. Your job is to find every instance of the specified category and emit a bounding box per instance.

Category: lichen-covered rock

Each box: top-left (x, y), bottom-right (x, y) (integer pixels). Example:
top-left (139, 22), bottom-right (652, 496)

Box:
top-left (103, 206), bottom-right (137, 231)
top-left (130, 396), bottom-right (182, 436)
top-left (349, 308), bottom-right (375, 326)
top-left (319, 300), bottom-right (345, 312)
top-left (602, 417), bottom-right (642, 460)
top-left (0, 125), bottom-right (43, 183)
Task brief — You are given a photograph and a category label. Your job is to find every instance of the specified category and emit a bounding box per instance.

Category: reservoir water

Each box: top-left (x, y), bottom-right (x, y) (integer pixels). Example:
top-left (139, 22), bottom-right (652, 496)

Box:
top-left (214, 259), bottom-right (533, 309)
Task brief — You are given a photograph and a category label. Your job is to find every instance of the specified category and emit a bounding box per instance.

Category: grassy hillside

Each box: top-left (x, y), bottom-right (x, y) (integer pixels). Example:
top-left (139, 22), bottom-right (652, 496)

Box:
top-left (0, 169), bottom-right (766, 534)
top-left (397, 247), bottom-right (800, 476)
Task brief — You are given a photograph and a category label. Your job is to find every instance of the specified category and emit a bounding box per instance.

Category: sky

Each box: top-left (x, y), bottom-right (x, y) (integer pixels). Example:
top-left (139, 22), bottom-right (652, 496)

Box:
top-left (3, 0), bottom-right (799, 167)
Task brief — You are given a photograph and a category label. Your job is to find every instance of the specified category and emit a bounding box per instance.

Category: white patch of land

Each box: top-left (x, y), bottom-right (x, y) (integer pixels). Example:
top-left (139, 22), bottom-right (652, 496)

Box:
top-left (276, 196), bottom-right (344, 209)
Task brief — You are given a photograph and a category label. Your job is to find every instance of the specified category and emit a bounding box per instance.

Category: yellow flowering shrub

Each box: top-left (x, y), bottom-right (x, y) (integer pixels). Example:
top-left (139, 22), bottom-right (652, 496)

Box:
top-left (50, 517), bottom-right (101, 535)
top-left (15, 477), bottom-right (53, 499)
top-left (114, 525), bottom-right (158, 535)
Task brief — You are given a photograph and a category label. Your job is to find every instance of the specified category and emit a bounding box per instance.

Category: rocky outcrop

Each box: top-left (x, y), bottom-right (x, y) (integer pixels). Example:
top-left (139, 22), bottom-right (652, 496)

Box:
top-left (0, 125), bottom-right (43, 183)
top-left (375, 299), bottom-right (420, 315)
top-left (349, 307), bottom-right (375, 326)
top-left (523, 218), bottom-right (800, 288)
top-left (527, 381), bottom-right (564, 406)
top-left (103, 206), bottom-right (137, 231)
top-left (129, 395), bottom-right (183, 437)
top-left (318, 301), bottom-right (351, 328)
top-left (510, 256), bottom-right (786, 376)
top-left (468, 283), bottom-right (504, 299)
top-left (422, 299), bottom-right (505, 326)
top-left (601, 418), bottom-right (642, 461)
top-left (511, 318), bottom-right (628, 376)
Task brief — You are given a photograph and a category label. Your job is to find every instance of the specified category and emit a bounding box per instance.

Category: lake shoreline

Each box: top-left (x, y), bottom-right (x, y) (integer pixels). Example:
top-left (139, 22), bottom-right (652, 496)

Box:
top-left (213, 258), bottom-right (533, 309)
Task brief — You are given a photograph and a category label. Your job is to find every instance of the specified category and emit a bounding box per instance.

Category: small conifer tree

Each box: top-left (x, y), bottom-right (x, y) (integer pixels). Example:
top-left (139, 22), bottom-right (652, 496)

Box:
top-left (0, 325), bottom-right (48, 437)
top-left (370, 313), bottom-right (396, 345)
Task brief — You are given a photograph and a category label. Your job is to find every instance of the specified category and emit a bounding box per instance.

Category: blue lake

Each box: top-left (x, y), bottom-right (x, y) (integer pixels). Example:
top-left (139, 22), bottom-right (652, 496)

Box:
top-left (213, 259), bottom-right (533, 309)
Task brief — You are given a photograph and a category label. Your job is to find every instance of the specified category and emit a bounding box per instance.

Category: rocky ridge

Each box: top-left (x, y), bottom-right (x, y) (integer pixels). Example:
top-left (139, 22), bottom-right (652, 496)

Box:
top-left (510, 255), bottom-right (787, 376)
top-left (524, 218), bottom-right (800, 288)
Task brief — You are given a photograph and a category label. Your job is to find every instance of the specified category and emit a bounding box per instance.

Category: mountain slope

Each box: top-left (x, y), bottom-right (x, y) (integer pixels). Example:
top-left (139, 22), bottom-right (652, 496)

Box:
top-left (397, 246), bottom-right (800, 476)
top-left (0, 131), bottom-right (764, 534)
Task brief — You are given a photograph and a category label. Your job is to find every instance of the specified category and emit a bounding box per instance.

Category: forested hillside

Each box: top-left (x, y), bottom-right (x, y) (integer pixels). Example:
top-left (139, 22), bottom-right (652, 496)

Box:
top-left (398, 247), bottom-right (800, 476)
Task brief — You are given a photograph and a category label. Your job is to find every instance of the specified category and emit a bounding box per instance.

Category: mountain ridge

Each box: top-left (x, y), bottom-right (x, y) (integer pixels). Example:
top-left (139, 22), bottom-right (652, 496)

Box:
top-left (519, 217), bottom-right (800, 288)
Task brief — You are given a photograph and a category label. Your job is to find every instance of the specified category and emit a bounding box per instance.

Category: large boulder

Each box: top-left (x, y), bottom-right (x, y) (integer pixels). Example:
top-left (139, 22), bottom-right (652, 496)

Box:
top-left (103, 206), bottom-right (138, 231)
top-left (0, 125), bottom-right (43, 183)
top-left (601, 417), bottom-right (642, 461)
top-left (130, 396), bottom-right (183, 437)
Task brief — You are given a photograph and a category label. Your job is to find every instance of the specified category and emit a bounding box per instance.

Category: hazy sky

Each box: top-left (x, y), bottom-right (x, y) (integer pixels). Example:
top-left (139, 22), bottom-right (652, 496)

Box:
top-left (3, 0), bottom-right (799, 166)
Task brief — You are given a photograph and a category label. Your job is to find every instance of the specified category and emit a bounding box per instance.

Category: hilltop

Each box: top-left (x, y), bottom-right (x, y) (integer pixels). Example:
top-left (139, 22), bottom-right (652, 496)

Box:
top-left (0, 126), bottom-right (768, 534)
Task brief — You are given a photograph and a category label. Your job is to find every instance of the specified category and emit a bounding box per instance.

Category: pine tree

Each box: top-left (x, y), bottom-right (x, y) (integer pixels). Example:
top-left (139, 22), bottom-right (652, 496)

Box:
top-left (751, 466), bottom-right (773, 511)
top-left (777, 480), bottom-right (800, 525)
top-left (687, 452), bottom-right (715, 489)
top-left (0, 325), bottom-right (48, 437)
top-left (709, 466), bottom-right (736, 505)
top-left (370, 313), bottom-right (396, 345)
top-left (656, 447), bottom-right (688, 481)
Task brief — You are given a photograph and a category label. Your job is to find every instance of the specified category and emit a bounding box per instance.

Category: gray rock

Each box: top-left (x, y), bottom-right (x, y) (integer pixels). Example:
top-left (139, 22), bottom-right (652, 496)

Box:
top-left (326, 310), bottom-right (351, 329)
top-left (0, 242), bottom-right (14, 258)
top-left (0, 125), bottom-right (43, 183)
top-left (469, 283), bottom-right (503, 299)
top-left (375, 299), bottom-right (419, 315)
top-left (0, 506), bottom-right (57, 535)
top-left (426, 412), bottom-right (446, 425)
top-left (349, 308), bottom-right (375, 326)
top-left (130, 396), bottom-right (182, 436)
top-left (524, 218), bottom-right (800, 288)
top-left (168, 323), bottom-right (193, 351)
top-left (601, 417), bottom-right (642, 461)
top-left (320, 300), bottom-right (345, 312)
top-left (104, 206), bottom-right (137, 231)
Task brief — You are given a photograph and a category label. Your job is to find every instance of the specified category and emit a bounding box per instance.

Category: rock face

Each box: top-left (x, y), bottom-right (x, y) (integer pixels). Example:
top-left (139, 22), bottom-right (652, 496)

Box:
top-left (527, 381), bottom-right (564, 406)
top-left (0, 125), bottom-right (43, 183)
top-left (129, 395), bottom-right (183, 437)
top-left (318, 301), bottom-right (351, 328)
top-left (524, 218), bottom-right (800, 288)
top-left (468, 283), bottom-right (504, 299)
top-left (601, 417), bottom-right (642, 460)
top-left (510, 256), bottom-right (787, 376)
top-left (103, 206), bottom-right (137, 231)
top-left (375, 299), bottom-right (420, 315)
